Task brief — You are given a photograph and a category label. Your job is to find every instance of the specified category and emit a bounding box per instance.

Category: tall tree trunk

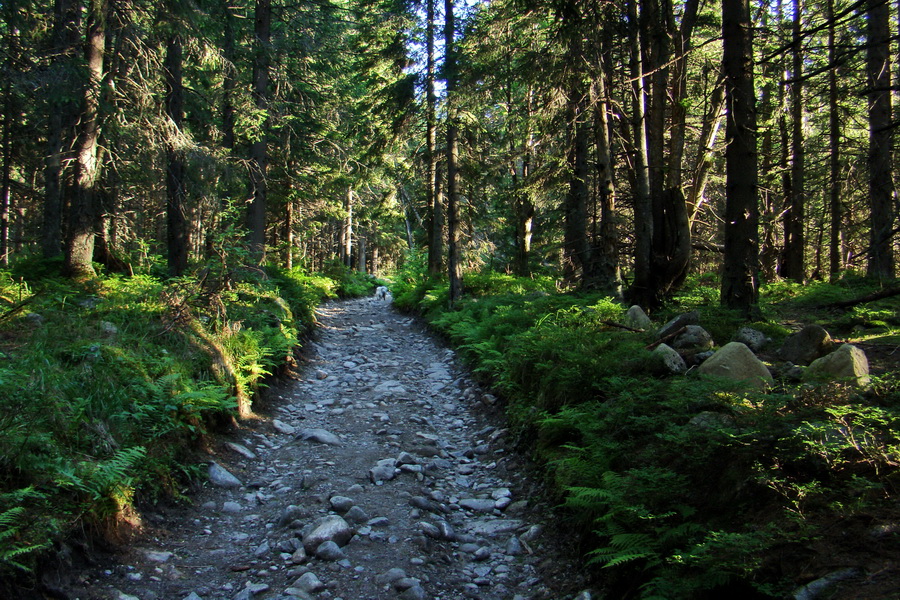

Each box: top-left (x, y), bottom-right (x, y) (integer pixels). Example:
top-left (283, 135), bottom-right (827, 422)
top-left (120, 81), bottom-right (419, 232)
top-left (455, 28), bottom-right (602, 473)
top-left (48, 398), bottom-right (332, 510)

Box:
top-left (43, 0), bottom-right (81, 259)
top-left (627, 0), bottom-right (654, 307)
top-left (563, 91), bottom-right (591, 285)
top-left (667, 0), bottom-right (700, 192)
top-left (166, 33), bottom-right (187, 276)
top-left (865, 0), bottom-right (895, 279)
top-left (425, 0), bottom-right (442, 276)
top-left (592, 71), bottom-right (621, 294)
top-left (283, 194), bottom-right (294, 269)
top-left (781, 0), bottom-right (805, 282)
top-left (0, 4), bottom-right (13, 266)
top-left (246, 0), bottom-right (270, 265)
top-left (342, 187), bottom-right (353, 267)
top-left (222, 0), bottom-right (237, 153)
top-left (445, 0), bottom-right (463, 304)
top-left (827, 0), bottom-right (842, 280)
top-left (65, 0), bottom-right (106, 278)
top-left (721, 0), bottom-right (760, 314)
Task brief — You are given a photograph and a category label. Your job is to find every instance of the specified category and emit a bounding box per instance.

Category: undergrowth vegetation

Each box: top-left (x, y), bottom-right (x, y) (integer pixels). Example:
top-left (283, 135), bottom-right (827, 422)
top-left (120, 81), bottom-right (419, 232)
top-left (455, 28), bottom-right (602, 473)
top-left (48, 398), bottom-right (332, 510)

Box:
top-left (0, 259), bottom-right (377, 581)
top-left (392, 256), bottom-right (900, 599)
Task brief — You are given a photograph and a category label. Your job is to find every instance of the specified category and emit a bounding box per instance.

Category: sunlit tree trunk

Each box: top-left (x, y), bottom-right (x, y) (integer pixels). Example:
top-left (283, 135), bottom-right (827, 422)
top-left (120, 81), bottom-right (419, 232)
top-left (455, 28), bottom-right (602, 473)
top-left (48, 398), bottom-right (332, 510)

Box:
top-left (65, 0), bottom-right (106, 278)
top-left (827, 0), bottom-right (842, 280)
top-left (781, 0), bottom-right (805, 282)
top-left (426, 0), bottom-right (442, 276)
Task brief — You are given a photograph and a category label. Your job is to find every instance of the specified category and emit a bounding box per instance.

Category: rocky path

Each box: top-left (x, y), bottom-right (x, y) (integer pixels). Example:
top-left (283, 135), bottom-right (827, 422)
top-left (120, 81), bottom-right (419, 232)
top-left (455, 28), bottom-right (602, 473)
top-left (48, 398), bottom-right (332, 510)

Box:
top-left (68, 297), bottom-right (588, 600)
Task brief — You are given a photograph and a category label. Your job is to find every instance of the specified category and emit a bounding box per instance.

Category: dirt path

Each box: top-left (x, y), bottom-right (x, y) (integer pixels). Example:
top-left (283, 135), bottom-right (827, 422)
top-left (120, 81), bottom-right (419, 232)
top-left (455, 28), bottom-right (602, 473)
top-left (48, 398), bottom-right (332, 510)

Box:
top-left (64, 297), bottom-right (589, 600)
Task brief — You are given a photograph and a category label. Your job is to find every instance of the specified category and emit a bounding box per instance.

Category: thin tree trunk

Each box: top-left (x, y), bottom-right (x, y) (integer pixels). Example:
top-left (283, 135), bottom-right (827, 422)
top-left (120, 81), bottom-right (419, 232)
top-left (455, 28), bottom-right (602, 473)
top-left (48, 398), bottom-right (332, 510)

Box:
top-left (667, 0), bottom-right (700, 192)
top-left (721, 0), bottom-right (760, 314)
top-left (781, 0), bottom-right (805, 282)
top-left (563, 91), bottom-right (591, 285)
top-left (687, 78), bottom-right (725, 227)
top-left (222, 0), bottom-right (237, 153)
top-left (284, 194), bottom-right (294, 269)
top-left (0, 11), bottom-right (12, 267)
top-left (593, 70), bottom-right (621, 294)
top-left (65, 0), bottom-right (106, 278)
top-left (865, 0), bottom-right (895, 279)
top-left (246, 0), bottom-right (270, 266)
top-left (342, 187), bottom-right (353, 267)
top-left (445, 0), bottom-right (463, 304)
top-left (425, 0), bottom-right (442, 276)
top-left (827, 0), bottom-right (842, 280)
top-left (166, 33), bottom-right (187, 276)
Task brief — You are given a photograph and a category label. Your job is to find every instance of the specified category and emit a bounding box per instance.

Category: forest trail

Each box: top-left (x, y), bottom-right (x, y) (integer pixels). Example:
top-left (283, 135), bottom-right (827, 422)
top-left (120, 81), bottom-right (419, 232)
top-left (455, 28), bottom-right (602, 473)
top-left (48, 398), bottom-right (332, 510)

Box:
top-left (65, 297), bottom-right (586, 600)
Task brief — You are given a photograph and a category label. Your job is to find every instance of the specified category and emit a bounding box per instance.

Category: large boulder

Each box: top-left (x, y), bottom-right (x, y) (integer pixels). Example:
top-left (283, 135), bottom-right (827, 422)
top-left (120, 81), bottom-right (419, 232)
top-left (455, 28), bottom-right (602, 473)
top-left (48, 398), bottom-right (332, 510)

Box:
top-left (697, 342), bottom-right (774, 390)
top-left (653, 343), bottom-right (687, 374)
top-left (734, 327), bottom-right (769, 352)
top-left (778, 324), bottom-right (834, 366)
top-left (672, 325), bottom-right (714, 350)
top-left (623, 305), bottom-right (652, 330)
top-left (804, 344), bottom-right (870, 387)
top-left (657, 311), bottom-right (700, 340)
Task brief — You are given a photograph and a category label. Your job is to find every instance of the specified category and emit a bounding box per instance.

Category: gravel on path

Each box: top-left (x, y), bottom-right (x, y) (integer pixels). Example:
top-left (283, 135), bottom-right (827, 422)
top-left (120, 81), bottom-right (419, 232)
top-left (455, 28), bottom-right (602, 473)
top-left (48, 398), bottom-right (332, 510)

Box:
top-left (61, 297), bottom-right (591, 600)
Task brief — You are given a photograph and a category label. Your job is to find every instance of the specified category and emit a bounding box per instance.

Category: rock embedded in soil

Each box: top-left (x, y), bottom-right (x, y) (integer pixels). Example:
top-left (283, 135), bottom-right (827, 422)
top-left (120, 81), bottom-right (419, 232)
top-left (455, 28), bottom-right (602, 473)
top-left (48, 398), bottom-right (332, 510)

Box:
top-left (302, 515), bottom-right (352, 552)
top-left (208, 461), bottom-right (243, 488)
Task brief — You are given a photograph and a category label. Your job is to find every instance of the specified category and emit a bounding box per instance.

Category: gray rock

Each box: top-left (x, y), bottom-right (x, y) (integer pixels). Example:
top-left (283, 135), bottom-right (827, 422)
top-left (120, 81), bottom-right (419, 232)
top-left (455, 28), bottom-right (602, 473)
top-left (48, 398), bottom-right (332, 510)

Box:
top-left (779, 324), bottom-right (834, 366)
top-left (689, 411), bottom-right (736, 430)
top-left (396, 451), bottom-right (418, 465)
top-left (735, 327), bottom-right (769, 351)
top-left (697, 342), bottom-right (774, 390)
top-left (329, 496), bottom-right (354, 514)
top-left (290, 546), bottom-right (308, 565)
top-left (277, 505), bottom-right (305, 527)
top-left (24, 312), bottom-right (44, 325)
top-left (394, 577), bottom-right (420, 591)
top-left (623, 305), bottom-right (652, 330)
top-left (467, 518), bottom-right (524, 537)
top-left (208, 462), bottom-right (243, 488)
top-left (474, 546), bottom-right (491, 561)
top-left (376, 567), bottom-right (408, 585)
top-left (273, 419), bottom-right (296, 435)
top-left (302, 515), bottom-right (352, 552)
top-left (657, 310), bottom-right (699, 339)
top-left (293, 572), bottom-right (325, 593)
top-left (314, 540), bottom-right (346, 561)
top-left (343, 505), bottom-right (369, 524)
top-left (295, 428), bottom-right (341, 446)
top-left (521, 524), bottom-right (543, 542)
top-left (418, 521), bottom-right (442, 539)
top-left (252, 541), bottom-right (270, 557)
top-left (225, 442), bottom-right (257, 460)
top-left (672, 325), bottom-right (714, 350)
top-left (222, 501), bottom-right (242, 514)
top-left (653, 343), bottom-right (687, 374)
top-left (793, 568), bottom-right (859, 600)
top-left (505, 535), bottom-right (524, 556)
top-left (142, 549), bottom-right (173, 562)
top-left (459, 498), bottom-right (495, 512)
top-left (183, 594), bottom-right (203, 600)
top-left (399, 585), bottom-right (427, 600)
top-left (369, 458), bottom-right (397, 483)
top-left (805, 344), bottom-right (870, 387)
top-left (100, 321), bottom-right (118, 337)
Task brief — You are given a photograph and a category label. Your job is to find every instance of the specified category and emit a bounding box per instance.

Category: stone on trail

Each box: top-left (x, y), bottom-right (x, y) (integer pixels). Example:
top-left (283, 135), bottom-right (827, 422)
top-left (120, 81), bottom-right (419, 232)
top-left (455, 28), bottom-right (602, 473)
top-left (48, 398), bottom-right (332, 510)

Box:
top-left (314, 540), bottom-right (346, 561)
top-left (302, 515), bottom-right (352, 553)
top-left (343, 505), bottom-right (369, 524)
top-left (467, 518), bottom-right (524, 537)
top-left (272, 419), bottom-right (296, 435)
top-left (375, 567), bottom-right (407, 585)
top-left (293, 571), bottom-right (326, 593)
top-left (208, 461), bottom-right (243, 488)
top-left (295, 428), bottom-right (341, 446)
top-left (623, 305), bottom-right (652, 330)
top-left (459, 498), bottom-right (496, 513)
top-left (142, 549), bottom-right (173, 563)
top-left (328, 495), bottom-right (354, 514)
top-left (653, 343), bottom-right (687, 374)
top-left (225, 442), bottom-right (257, 460)
top-left (696, 342), bottom-right (774, 390)
top-left (369, 458), bottom-right (398, 483)
top-left (399, 585), bottom-right (428, 600)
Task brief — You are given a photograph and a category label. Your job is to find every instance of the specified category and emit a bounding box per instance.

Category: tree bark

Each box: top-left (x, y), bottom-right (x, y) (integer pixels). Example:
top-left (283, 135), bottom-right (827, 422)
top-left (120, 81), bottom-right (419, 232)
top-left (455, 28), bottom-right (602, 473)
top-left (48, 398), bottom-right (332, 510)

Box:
top-left (445, 0), bottom-right (463, 304)
top-left (827, 0), bottom-right (842, 280)
top-left (721, 0), bottom-right (760, 314)
top-left (627, 0), bottom-right (654, 307)
top-left (246, 0), bottom-right (270, 266)
top-left (64, 0), bottom-right (107, 278)
top-left (425, 0), bottom-right (442, 276)
top-left (166, 33), bottom-right (188, 277)
top-left (563, 92), bottom-right (591, 285)
top-left (0, 4), bottom-right (14, 266)
top-left (865, 0), bottom-right (895, 279)
top-left (591, 71), bottom-right (621, 294)
top-left (222, 0), bottom-right (237, 153)
top-left (781, 0), bottom-right (805, 282)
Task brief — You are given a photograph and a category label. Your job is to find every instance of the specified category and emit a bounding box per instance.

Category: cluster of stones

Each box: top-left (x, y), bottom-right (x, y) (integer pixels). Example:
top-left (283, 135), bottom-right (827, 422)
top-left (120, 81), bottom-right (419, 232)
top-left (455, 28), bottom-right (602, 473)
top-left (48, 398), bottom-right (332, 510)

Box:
top-left (103, 296), bottom-right (587, 600)
top-left (624, 306), bottom-right (871, 390)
